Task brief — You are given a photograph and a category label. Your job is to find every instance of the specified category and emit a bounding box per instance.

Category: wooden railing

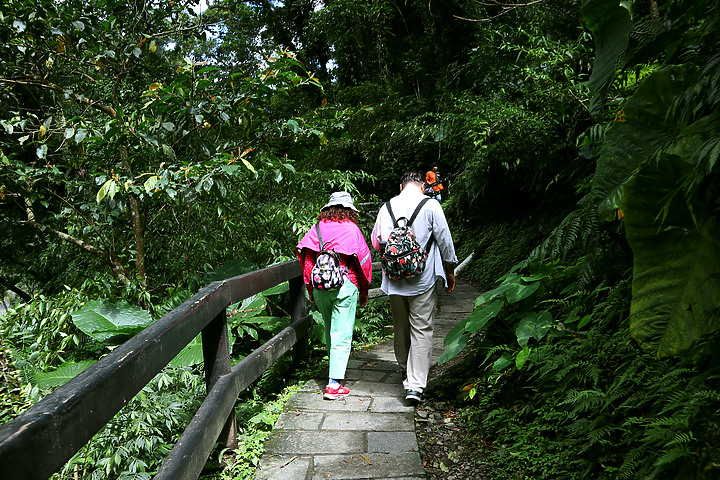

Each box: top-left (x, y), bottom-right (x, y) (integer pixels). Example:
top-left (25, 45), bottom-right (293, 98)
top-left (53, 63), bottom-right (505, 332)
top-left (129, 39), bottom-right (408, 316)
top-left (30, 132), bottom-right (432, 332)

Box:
top-left (0, 260), bottom-right (310, 480)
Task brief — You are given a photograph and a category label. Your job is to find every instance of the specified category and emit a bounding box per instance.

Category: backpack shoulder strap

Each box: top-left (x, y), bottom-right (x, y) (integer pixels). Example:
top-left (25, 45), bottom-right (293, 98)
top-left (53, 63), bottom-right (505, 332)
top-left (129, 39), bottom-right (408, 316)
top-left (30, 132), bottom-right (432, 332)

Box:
top-left (407, 198), bottom-right (435, 252)
top-left (315, 223), bottom-right (326, 251)
top-left (385, 201), bottom-right (399, 227)
top-left (407, 198), bottom-right (430, 227)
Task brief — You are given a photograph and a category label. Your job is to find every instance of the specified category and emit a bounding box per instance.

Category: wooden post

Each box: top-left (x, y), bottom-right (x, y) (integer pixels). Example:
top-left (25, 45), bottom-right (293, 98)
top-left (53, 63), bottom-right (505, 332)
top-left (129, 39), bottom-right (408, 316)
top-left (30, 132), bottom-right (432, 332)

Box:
top-left (289, 276), bottom-right (309, 364)
top-left (201, 309), bottom-right (238, 449)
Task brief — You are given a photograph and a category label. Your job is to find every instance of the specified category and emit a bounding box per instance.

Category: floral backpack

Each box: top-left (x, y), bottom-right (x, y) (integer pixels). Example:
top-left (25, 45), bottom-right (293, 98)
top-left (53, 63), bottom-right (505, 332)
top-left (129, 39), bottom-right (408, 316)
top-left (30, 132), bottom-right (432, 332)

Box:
top-left (310, 224), bottom-right (346, 290)
top-left (381, 198), bottom-right (434, 280)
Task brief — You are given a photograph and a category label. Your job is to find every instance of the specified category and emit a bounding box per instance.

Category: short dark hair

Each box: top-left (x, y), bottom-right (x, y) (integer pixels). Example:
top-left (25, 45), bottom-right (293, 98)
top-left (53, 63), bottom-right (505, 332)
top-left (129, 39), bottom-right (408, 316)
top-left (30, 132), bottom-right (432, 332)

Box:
top-left (400, 172), bottom-right (424, 189)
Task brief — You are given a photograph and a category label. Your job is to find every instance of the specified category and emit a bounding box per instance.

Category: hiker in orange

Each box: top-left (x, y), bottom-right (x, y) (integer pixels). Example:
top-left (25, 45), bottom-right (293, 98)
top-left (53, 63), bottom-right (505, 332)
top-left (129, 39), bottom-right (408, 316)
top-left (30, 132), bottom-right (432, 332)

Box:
top-left (425, 165), bottom-right (444, 202)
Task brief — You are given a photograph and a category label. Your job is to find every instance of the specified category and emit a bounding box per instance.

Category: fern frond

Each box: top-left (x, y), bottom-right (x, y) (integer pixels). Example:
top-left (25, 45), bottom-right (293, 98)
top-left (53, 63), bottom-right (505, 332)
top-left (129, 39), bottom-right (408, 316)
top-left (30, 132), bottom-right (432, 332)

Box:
top-left (654, 445), bottom-right (691, 468)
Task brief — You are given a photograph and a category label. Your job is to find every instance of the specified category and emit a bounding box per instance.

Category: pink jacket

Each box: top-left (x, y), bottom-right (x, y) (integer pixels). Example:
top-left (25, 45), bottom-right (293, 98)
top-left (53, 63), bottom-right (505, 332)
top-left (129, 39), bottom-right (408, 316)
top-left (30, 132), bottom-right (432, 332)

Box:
top-left (296, 220), bottom-right (372, 294)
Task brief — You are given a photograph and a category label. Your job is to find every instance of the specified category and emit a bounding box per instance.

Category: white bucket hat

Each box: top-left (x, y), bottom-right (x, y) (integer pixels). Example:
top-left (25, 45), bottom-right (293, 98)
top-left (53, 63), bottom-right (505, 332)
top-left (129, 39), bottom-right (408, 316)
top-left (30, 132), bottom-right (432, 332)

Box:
top-left (321, 191), bottom-right (358, 211)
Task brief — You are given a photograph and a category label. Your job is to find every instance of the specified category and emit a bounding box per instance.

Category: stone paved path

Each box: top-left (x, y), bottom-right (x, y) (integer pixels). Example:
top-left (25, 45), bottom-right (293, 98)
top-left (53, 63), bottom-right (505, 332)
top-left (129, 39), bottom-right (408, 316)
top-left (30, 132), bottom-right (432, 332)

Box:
top-left (255, 278), bottom-right (478, 480)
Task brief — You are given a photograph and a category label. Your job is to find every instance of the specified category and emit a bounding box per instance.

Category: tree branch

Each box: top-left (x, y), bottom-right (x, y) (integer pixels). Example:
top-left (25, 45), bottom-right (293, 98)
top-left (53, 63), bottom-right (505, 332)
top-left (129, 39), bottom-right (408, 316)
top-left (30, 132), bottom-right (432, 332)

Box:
top-left (0, 78), bottom-right (117, 118)
top-left (455, 0), bottom-right (548, 22)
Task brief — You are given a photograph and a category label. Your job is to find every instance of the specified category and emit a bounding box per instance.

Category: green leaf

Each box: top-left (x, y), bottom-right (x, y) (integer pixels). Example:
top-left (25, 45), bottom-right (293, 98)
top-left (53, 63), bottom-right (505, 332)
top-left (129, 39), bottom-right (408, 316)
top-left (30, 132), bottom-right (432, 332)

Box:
top-left (515, 346), bottom-right (531, 370)
top-left (437, 335), bottom-right (470, 365)
top-left (97, 179), bottom-right (118, 203)
top-left (71, 300), bottom-right (153, 343)
top-left (169, 335), bottom-right (203, 367)
top-left (492, 352), bottom-right (513, 372)
top-left (443, 317), bottom-right (471, 347)
top-left (263, 281), bottom-right (289, 296)
top-left (286, 119), bottom-right (300, 133)
top-left (74, 128), bottom-right (87, 143)
top-left (204, 259), bottom-right (255, 283)
top-left (624, 156), bottom-right (720, 358)
top-left (138, 131), bottom-right (159, 147)
top-left (143, 175), bottom-right (159, 193)
top-left (162, 144), bottom-right (176, 160)
top-left (162, 122), bottom-right (175, 131)
top-left (466, 300), bottom-right (504, 334)
top-left (592, 66), bottom-right (692, 220)
top-left (581, 0), bottom-right (632, 115)
top-left (36, 360), bottom-right (95, 388)
top-left (515, 310), bottom-right (553, 348)
top-left (36, 144), bottom-right (48, 160)
top-left (505, 281), bottom-right (540, 303)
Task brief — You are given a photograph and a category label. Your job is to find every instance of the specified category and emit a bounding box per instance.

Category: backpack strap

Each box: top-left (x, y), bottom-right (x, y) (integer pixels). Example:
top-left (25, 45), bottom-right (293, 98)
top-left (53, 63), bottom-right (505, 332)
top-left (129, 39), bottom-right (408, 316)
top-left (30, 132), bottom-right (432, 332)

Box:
top-left (407, 198), bottom-right (430, 227)
top-left (315, 223), bottom-right (327, 251)
top-left (385, 201), bottom-right (398, 227)
top-left (385, 198), bottom-right (430, 227)
top-left (386, 198), bottom-right (435, 252)
top-left (408, 198), bottom-right (435, 253)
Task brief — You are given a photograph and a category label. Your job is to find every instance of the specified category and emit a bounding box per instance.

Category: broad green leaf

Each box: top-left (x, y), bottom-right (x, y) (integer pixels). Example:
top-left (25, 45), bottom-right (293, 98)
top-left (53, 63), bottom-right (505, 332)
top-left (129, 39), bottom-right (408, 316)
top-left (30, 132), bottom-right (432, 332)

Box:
top-left (169, 327), bottom-right (235, 368)
top-left (74, 128), bottom-right (87, 143)
top-left (515, 346), bottom-right (531, 370)
top-left (443, 317), bottom-right (471, 347)
top-left (437, 335), bottom-right (470, 365)
top-left (581, 0), bottom-right (632, 115)
top-left (169, 335), bottom-right (203, 367)
top-left (238, 294), bottom-right (266, 316)
top-left (36, 360), bottom-right (95, 388)
top-left (624, 156), bottom-right (720, 358)
top-left (492, 352), bottom-right (513, 372)
top-left (97, 179), bottom-right (118, 202)
top-left (466, 300), bottom-right (504, 334)
top-left (515, 310), bottom-right (553, 348)
top-left (263, 281), bottom-right (289, 296)
top-left (286, 119), bottom-right (300, 133)
top-left (473, 284), bottom-right (509, 307)
top-left (162, 122), bottom-right (175, 131)
top-left (36, 144), bottom-right (47, 159)
top-left (505, 281), bottom-right (540, 303)
top-left (143, 175), bottom-right (159, 193)
top-left (592, 66), bottom-right (692, 220)
top-left (64, 127), bottom-right (75, 139)
top-left (71, 300), bottom-right (153, 343)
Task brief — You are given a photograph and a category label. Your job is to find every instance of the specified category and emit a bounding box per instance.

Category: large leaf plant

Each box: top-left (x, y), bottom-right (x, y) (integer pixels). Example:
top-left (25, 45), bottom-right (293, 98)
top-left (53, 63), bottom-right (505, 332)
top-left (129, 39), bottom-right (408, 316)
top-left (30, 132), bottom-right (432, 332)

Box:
top-left (585, 0), bottom-right (720, 357)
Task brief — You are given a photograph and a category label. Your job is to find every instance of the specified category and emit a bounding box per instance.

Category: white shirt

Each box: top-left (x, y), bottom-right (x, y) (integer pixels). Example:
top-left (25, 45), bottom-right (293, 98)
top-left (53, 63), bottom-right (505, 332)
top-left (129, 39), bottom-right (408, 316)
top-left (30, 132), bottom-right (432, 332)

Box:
top-left (371, 186), bottom-right (458, 296)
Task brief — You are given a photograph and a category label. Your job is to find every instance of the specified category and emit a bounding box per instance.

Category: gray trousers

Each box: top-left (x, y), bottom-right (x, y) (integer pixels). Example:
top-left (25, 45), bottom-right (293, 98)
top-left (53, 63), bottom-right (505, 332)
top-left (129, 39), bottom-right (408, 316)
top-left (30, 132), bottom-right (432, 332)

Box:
top-left (389, 280), bottom-right (440, 392)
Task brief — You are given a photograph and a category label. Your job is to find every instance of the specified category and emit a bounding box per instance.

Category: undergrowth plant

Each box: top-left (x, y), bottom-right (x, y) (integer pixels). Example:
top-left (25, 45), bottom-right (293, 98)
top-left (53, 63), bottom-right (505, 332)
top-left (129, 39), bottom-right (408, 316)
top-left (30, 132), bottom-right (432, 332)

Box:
top-left (448, 202), bottom-right (720, 479)
top-left (55, 367), bottom-right (205, 480)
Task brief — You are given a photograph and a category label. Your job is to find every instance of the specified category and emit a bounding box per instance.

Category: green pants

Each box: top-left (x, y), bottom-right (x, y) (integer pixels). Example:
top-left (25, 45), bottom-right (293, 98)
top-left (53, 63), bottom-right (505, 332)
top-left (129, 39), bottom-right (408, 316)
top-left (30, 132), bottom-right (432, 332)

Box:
top-left (314, 279), bottom-right (358, 380)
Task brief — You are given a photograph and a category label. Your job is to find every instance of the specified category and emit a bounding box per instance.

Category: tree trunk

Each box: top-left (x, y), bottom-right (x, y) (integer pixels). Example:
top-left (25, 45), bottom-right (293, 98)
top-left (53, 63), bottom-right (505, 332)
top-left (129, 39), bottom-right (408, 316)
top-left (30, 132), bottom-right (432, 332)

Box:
top-left (119, 145), bottom-right (148, 286)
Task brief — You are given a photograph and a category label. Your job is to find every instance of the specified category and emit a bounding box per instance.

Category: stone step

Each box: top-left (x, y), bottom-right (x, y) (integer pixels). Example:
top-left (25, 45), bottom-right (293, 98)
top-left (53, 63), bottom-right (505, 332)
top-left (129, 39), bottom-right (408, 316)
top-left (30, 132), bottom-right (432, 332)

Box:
top-left (254, 278), bottom-right (480, 480)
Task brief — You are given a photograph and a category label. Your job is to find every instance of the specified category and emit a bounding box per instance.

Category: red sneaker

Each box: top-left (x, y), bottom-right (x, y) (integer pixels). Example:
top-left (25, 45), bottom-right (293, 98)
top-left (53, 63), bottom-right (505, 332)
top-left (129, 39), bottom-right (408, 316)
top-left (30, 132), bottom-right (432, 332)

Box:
top-left (323, 384), bottom-right (350, 400)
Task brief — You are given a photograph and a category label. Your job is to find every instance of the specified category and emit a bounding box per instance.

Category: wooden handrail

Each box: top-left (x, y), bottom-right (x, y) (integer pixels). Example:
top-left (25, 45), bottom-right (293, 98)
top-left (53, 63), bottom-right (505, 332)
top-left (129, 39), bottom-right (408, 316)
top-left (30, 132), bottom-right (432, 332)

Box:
top-left (0, 260), bottom-right (307, 479)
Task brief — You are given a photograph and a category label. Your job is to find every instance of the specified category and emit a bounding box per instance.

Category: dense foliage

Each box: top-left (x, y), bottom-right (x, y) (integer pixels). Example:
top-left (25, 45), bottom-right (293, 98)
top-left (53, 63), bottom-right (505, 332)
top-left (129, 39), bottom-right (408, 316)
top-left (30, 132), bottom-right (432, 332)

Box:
top-left (433, 1), bottom-right (720, 479)
top-left (2, 0), bottom-right (720, 478)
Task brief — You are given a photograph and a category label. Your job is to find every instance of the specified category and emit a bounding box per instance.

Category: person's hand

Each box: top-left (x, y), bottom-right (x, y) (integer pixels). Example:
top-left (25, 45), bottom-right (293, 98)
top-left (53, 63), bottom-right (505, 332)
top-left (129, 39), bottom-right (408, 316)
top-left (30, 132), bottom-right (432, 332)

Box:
top-left (445, 272), bottom-right (456, 294)
top-left (359, 292), bottom-right (369, 306)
